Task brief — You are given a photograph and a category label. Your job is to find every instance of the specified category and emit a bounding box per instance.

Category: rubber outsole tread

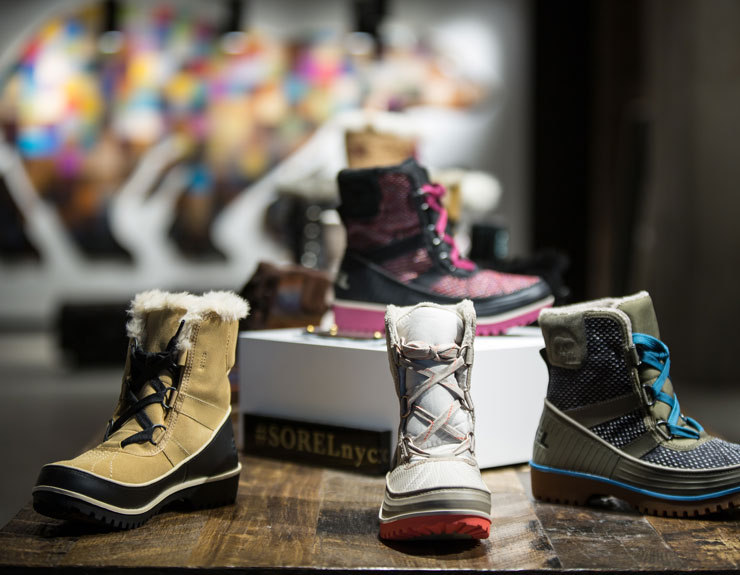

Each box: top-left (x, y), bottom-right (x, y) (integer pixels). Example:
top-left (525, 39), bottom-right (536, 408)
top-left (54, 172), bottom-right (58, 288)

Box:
top-left (531, 468), bottom-right (740, 518)
top-left (533, 494), bottom-right (740, 517)
top-left (380, 514), bottom-right (491, 541)
top-left (33, 474), bottom-right (239, 530)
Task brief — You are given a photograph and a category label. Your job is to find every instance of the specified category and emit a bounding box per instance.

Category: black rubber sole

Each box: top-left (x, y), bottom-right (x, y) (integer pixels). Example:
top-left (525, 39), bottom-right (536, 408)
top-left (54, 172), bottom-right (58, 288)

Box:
top-left (335, 251), bottom-right (554, 317)
top-left (33, 473), bottom-right (240, 530)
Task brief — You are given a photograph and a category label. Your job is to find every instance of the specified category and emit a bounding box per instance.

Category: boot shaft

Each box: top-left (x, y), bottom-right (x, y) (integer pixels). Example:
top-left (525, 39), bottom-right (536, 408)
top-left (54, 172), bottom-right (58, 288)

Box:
top-left (540, 312), bottom-right (637, 412)
top-left (106, 290), bottom-right (248, 455)
top-left (336, 158), bottom-right (482, 289)
top-left (338, 158), bottom-right (430, 254)
top-left (385, 300), bottom-right (477, 464)
top-left (539, 291), bottom-right (666, 412)
top-left (124, 290), bottom-right (245, 407)
top-left (538, 291), bottom-right (703, 450)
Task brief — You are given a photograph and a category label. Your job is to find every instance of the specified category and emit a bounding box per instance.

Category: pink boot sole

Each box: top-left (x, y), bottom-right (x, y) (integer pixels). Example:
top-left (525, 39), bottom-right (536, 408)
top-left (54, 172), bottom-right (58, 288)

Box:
top-left (333, 296), bottom-right (554, 337)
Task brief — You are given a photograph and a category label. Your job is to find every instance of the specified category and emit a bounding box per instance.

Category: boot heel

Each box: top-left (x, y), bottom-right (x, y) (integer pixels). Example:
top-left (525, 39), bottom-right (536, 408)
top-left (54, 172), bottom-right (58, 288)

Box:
top-left (187, 474), bottom-right (240, 509)
top-left (531, 465), bottom-right (603, 507)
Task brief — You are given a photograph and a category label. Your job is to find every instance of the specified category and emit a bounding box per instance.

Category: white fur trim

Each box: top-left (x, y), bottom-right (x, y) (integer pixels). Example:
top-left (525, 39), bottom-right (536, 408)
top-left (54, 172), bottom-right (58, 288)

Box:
top-left (191, 291), bottom-right (250, 323)
top-left (126, 290), bottom-right (199, 344)
top-left (126, 290), bottom-right (249, 350)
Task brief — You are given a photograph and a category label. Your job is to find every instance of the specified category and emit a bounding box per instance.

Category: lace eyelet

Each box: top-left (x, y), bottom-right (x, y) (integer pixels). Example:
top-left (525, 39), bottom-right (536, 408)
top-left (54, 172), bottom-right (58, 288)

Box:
top-left (150, 424), bottom-right (167, 445)
top-left (439, 251), bottom-right (449, 260)
top-left (420, 202), bottom-right (429, 211)
top-left (162, 386), bottom-right (177, 410)
top-left (432, 237), bottom-right (441, 246)
top-left (655, 419), bottom-right (673, 440)
top-left (400, 395), bottom-right (411, 419)
top-left (642, 384), bottom-right (655, 407)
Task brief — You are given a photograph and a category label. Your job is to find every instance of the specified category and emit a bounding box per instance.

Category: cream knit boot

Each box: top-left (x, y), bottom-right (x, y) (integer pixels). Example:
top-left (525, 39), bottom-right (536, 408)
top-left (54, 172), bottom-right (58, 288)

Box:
top-left (379, 300), bottom-right (491, 539)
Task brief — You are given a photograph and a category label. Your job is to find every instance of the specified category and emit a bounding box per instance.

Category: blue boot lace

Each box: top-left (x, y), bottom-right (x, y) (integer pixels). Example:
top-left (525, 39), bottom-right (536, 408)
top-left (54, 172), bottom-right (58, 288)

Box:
top-left (633, 332), bottom-right (703, 439)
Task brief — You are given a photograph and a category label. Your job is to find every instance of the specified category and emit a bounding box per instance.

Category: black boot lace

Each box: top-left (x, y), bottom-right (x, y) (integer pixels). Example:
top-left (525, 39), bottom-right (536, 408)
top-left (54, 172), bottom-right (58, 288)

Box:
top-left (104, 321), bottom-right (184, 447)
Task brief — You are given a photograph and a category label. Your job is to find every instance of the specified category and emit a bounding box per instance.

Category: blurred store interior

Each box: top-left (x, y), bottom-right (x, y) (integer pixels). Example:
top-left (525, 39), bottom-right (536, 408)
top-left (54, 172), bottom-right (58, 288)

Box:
top-left (1, 0), bottom-right (739, 526)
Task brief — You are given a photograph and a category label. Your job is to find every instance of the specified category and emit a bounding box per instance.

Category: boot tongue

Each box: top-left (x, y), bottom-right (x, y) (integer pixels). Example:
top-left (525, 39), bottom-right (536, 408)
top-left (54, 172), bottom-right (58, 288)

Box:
top-left (617, 293), bottom-right (676, 414)
top-left (112, 309), bottom-right (186, 448)
top-left (397, 306), bottom-right (462, 346)
top-left (143, 309), bottom-right (185, 352)
top-left (396, 306), bottom-right (468, 457)
top-left (616, 293), bottom-right (660, 338)
top-left (396, 157), bottom-right (430, 190)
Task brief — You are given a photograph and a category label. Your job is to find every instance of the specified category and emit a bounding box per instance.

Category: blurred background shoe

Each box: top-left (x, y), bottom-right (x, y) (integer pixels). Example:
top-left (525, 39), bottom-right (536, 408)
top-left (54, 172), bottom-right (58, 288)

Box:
top-left (333, 158), bottom-right (553, 336)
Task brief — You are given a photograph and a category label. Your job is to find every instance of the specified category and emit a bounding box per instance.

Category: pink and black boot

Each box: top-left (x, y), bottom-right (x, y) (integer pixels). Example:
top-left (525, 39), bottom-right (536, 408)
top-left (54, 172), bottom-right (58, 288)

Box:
top-left (333, 158), bottom-right (554, 336)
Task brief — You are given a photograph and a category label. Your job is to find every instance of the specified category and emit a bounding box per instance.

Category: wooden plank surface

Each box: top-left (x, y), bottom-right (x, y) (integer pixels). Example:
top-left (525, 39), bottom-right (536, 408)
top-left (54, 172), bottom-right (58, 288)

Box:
top-left (646, 514), bottom-right (740, 571)
top-left (1, 455), bottom-right (739, 573)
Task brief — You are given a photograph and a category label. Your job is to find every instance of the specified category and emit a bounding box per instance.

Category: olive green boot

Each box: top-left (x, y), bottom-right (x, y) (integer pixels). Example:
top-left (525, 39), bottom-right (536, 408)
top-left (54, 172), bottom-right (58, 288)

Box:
top-left (33, 290), bottom-right (248, 528)
top-left (531, 291), bottom-right (740, 516)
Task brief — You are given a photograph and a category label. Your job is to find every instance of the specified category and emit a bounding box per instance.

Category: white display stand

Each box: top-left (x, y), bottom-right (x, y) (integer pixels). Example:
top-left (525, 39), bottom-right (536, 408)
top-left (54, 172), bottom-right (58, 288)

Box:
top-left (238, 327), bottom-right (548, 469)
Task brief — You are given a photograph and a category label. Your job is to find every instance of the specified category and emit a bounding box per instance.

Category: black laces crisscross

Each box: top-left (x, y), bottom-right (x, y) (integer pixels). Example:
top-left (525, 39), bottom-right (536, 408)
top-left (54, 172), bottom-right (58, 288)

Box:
top-left (104, 321), bottom-right (184, 447)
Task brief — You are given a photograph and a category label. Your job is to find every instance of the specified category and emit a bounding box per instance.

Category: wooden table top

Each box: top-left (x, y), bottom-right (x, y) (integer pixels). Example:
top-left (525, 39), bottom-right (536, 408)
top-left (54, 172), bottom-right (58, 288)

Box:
top-left (1, 454), bottom-right (739, 574)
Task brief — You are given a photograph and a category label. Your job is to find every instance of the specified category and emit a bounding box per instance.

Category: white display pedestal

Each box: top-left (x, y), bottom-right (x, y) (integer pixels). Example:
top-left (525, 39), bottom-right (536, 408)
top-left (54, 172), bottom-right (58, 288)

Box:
top-left (238, 327), bottom-right (548, 469)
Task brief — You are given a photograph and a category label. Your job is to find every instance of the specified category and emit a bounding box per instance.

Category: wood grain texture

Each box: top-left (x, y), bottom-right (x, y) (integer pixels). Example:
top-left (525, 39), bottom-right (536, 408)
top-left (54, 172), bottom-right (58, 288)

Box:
top-left (1, 455), bottom-right (739, 573)
top-left (518, 467), bottom-right (740, 572)
top-left (647, 514), bottom-right (740, 571)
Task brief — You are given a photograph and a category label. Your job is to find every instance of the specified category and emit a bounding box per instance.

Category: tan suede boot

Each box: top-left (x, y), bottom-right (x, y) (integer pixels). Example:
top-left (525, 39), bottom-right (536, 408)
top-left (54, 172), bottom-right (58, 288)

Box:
top-left (33, 290), bottom-right (248, 528)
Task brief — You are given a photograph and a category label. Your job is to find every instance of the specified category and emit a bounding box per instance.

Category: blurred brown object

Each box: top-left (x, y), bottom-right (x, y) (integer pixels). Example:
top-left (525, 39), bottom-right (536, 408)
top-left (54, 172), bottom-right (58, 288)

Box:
top-left (434, 175), bottom-right (463, 224)
top-left (239, 261), bottom-right (332, 330)
top-left (345, 127), bottom-right (417, 169)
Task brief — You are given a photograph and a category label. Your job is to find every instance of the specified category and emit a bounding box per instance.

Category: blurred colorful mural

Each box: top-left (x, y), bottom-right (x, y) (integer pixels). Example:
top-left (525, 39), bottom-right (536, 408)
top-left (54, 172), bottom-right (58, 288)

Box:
top-left (0, 0), bottom-right (501, 324)
top-left (0, 1), bottom-right (482, 262)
